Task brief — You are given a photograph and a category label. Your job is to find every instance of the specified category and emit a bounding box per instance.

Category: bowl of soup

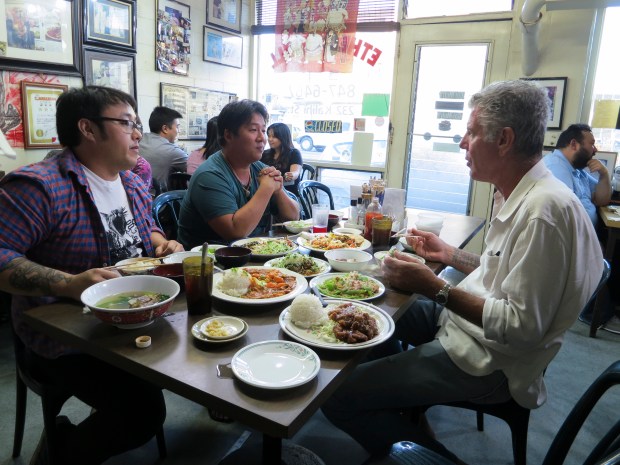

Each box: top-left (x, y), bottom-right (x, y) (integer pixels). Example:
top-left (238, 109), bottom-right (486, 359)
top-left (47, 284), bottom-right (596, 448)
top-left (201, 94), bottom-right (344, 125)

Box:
top-left (81, 275), bottom-right (180, 329)
top-left (324, 248), bottom-right (373, 272)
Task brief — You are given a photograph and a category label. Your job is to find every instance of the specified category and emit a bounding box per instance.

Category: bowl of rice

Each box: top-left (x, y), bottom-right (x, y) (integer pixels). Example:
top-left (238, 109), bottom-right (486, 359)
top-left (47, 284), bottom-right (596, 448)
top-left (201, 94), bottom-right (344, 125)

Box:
top-left (288, 294), bottom-right (327, 329)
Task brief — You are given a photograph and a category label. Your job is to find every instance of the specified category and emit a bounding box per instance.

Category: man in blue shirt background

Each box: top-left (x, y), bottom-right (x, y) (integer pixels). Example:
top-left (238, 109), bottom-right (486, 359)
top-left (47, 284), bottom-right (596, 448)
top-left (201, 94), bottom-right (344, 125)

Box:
top-left (544, 123), bottom-right (611, 226)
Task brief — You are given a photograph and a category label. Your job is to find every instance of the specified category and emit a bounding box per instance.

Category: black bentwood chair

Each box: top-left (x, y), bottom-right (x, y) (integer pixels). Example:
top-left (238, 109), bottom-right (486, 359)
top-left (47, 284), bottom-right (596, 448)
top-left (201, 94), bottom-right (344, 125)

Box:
top-left (300, 163), bottom-right (316, 182)
top-left (168, 172), bottom-right (192, 190)
top-left (298, 180), bottom-right (335, 221)
top-left (366, 360), bottom-right (620, 465)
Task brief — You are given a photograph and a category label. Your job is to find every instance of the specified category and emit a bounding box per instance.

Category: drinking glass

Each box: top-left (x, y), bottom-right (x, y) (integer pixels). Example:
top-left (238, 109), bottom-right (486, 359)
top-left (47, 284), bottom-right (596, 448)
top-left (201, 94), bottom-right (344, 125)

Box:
top-left (372, 215), bottom-right (393, 247)
top-left (183, 256), bottom-right (213, 315)
top-left (312, 204), bottom-right (329, 233)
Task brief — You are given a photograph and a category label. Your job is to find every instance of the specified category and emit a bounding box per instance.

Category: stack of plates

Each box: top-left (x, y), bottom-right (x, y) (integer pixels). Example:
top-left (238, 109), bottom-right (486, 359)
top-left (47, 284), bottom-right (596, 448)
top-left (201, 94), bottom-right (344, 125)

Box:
top-left (191, 316), bottom-right (248, 343)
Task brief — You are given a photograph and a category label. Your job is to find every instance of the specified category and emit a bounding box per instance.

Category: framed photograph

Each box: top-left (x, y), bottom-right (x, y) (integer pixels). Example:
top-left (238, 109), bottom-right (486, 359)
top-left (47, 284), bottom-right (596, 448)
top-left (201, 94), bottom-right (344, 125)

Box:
top-left (156, 0), bottom-right (191, 75)
top-left (206, 0), bottom-right (241, 33)
top-left (523, 77), bottom-right (567, 130)
top-left (595, 151), bottom-right (618, 181)
top-left (0, 0), bottom-right (80, 76)
top-left (84, 0), bottom-right (136, 51)
top-left (203, 26), bottom-right (242, 69)
top-left (84, 48), bottom-right (136, 98)
top-left (20, 81), bottom-right (67, 149)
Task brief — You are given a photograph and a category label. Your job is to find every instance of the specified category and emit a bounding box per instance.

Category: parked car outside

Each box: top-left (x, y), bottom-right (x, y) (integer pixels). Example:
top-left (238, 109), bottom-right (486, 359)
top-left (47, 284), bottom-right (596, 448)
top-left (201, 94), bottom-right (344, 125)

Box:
top-left (321, 139), bottom-right (387, 164)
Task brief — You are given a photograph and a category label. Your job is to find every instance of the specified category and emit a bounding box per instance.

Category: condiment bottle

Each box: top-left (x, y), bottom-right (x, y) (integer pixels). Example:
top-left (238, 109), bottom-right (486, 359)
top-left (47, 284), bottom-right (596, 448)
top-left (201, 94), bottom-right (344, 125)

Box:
top-left (349, 198), bottom-right (358, 222)
top-left (356, 196), bottom-right (365, 226)
top-left (364, 197), bottom-right (382, 240)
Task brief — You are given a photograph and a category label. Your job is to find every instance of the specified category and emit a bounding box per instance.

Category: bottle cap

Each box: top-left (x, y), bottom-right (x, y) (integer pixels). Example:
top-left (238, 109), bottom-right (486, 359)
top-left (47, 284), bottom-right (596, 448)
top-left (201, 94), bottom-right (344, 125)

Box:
top-left (350, 199), bottom-right (357, 206)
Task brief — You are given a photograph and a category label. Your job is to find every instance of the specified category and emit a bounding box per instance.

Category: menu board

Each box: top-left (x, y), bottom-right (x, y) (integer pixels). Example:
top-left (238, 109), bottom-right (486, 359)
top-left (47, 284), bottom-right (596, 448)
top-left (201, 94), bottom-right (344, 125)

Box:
top-left (160, 83), bottom-right (236, 140)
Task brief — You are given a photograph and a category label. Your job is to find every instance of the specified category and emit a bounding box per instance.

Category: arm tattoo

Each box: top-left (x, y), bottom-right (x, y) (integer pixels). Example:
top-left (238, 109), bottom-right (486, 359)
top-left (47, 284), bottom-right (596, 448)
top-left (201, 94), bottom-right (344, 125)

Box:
top-left (451, 248), bottom-right (480, 271)
top-left (4, 257), bottom-right (73, 295)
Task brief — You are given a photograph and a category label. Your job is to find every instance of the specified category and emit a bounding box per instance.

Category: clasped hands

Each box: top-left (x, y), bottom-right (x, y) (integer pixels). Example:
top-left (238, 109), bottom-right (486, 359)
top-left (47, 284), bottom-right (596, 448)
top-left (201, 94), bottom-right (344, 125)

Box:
top-left (258, 166), bottom-right (285, 192)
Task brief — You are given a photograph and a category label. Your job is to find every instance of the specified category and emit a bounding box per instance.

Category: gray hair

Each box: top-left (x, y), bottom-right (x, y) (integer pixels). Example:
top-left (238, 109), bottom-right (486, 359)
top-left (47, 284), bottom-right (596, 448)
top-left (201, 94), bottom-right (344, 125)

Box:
top-left (469, 80), bottom-right (549, 158)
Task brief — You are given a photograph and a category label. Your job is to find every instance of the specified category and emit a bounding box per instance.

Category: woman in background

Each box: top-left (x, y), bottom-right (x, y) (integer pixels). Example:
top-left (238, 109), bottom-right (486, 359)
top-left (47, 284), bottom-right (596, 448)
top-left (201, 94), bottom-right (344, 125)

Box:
top-left (261, 122), bottom-right (303, 196)
top-left (187, 116), bottom-right (221, 175)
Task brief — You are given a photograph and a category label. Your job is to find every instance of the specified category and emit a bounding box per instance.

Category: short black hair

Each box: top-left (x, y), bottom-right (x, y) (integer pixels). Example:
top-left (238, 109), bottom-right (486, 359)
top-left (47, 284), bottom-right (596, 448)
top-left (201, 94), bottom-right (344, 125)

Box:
top-left (148, 106), bottom-right (183, 133)
top-left (556, 124), bottom-right (592, 149)
top-left (217, 99), bottom-right (269, 147)
top-left (56, 86), bottom-right (137, 148)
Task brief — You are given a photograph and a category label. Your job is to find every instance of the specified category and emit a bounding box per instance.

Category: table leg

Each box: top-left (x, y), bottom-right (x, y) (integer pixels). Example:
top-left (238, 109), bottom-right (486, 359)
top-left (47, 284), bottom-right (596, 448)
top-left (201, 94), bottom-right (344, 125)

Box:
top-left (263, 434), bottom-right (282, 464)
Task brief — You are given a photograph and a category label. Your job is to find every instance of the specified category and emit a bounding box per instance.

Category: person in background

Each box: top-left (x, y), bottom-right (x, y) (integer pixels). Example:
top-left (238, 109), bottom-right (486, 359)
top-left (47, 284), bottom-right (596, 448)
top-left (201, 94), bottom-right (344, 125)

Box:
top-left (131, 115), bottom-right (153, 190)
top-left (544, 123), bottom-right (611, 227)
top-left (261, 122), bottom-right (303, 197)
top-left (177, 99), bottom-right (299, 247)
top-left (139, 106), bottom-right (188, 191)
top-left (321, 80), bottom-right (604, 463)
top-left (187, 116), bottom-right (221, 175)
top-left (0, 86), bottom-right (183, 465)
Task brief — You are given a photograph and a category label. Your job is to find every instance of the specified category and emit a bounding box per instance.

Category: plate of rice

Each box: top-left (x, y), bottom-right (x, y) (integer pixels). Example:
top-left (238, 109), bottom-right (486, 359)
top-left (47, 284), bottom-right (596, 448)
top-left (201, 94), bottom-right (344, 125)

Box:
top-left (230, 237), bottom-right (298, 259)
top-left (212, 266), bottom-right (308, 304)
top-left (279, 295), bottom-right (395, 350)
top-left (264, 253), bottom-right (331, 278)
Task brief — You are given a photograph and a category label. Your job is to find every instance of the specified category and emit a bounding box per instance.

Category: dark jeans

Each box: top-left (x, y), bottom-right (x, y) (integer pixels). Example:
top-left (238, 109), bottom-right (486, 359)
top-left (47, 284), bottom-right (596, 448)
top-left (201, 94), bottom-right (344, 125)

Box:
top-left (28, 351), bottom-right (166, 465)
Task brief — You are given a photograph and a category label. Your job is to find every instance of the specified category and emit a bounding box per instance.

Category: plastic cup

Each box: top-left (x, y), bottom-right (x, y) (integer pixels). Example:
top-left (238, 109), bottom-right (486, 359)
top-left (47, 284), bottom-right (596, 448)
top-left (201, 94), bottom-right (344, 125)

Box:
top-left (416, 213), bottom-right (444, 235)
top-left (312, 204), bottom-right (329, 233)
top-left (372, 215), bottom-right (393, 247)
top-left (183, 256), bottom-right (213, 316)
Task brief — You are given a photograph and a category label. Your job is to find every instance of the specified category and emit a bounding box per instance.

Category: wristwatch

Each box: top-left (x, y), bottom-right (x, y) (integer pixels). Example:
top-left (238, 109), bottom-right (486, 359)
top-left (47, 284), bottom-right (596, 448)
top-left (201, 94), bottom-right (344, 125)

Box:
top-left (435, 282), bottom-right (452, 305)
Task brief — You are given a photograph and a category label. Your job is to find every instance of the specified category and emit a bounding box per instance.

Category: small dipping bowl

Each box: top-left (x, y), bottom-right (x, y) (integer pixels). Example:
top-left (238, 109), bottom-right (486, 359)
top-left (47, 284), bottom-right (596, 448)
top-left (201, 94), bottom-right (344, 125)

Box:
top-left (214, 246), bottom-right (252, 269)
top-left (327, 214), bottom-right (341, 230)
top-left (153, 263), bottom-right (185, 290)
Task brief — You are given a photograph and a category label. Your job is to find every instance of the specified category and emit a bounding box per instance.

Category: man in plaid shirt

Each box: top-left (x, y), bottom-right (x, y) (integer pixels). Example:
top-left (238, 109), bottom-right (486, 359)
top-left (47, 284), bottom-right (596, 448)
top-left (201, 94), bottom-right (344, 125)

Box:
top-left (0, 86), bottom-right (183, 464)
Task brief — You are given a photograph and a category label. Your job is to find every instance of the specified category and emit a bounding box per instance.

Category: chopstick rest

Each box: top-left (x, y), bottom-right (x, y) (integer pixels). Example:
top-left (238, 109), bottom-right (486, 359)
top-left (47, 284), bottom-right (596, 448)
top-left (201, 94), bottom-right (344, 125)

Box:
top-left (135, 335), bottom-right (152, 348)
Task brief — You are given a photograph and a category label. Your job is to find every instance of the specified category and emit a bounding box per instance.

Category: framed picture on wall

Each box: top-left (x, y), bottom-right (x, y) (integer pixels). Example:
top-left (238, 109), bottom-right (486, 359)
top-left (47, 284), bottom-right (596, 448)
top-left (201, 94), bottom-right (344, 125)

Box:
top-left (203, 26), bottom-right (242, 69)
top-left (20, 81), bottom-right (68, 149)
top-left (523, 77), bottom-right (567, 130)
top-left (0, 0), bottom-right (80, 76)
top-left (84, 0), bottom-right (136, 51)
top-left (84, 48), bottom-right (136, 97)
top-left (156, 0), bottom-right (191, 75)
top-left (595, 151), bottom-right (618, 181)
top-left (206, 0), bottom-right (241, 33)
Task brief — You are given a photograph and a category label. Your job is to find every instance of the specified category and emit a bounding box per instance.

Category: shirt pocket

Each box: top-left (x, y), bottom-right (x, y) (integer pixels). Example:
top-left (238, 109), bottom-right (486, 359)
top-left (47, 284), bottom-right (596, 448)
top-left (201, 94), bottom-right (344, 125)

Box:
top-left (480, 250), bottom-right (501, 290)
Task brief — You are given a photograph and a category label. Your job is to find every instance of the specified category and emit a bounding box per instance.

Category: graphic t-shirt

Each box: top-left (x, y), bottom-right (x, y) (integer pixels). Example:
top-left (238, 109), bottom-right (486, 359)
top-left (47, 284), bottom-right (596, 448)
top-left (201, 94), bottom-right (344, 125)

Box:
top-left (83, 167), bottom-right (144, 263)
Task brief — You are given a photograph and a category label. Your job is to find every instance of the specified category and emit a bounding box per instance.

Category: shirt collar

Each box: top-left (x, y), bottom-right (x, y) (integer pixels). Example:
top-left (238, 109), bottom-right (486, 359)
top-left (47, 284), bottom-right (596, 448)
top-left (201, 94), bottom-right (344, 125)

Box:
top-left (494, 160), bottom-right (550, 223)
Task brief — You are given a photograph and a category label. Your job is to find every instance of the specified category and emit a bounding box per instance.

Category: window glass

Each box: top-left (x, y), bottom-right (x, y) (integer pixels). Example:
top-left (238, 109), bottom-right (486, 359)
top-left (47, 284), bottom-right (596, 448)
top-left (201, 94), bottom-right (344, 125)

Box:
top-left (406, 0), bottom-right (512, 19)
top-left (256, 31), bottom-right (396, 167)
top-left (589, 7), bottom-right (620, 153)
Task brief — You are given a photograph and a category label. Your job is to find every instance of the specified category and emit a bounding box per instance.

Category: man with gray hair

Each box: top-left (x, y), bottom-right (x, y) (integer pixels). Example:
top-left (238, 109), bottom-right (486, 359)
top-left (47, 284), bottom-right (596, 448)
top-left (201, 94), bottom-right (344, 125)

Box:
top-left (322, 80), bottom-right (603, 463)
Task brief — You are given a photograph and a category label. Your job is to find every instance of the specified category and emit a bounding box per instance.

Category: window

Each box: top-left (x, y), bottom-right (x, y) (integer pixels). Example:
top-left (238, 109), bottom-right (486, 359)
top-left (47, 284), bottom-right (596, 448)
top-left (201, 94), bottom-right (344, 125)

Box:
top-left (406, 0), bottom-right (513, 19)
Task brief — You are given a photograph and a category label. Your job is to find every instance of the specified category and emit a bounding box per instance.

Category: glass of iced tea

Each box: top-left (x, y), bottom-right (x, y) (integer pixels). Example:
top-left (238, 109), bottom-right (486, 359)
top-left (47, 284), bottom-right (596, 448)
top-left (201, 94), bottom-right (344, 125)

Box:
top-left (183, 256), bottom-right (213, 315)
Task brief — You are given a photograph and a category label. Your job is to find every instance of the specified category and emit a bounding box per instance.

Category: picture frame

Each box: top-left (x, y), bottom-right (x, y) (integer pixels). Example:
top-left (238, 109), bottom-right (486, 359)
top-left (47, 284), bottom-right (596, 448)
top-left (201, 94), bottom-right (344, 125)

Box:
top-left (160, 82), bottom-right (236, 140)
top-left (523, 77), bottom-right (567, 130)
top-left (20, 81), bottom-right (68, 149)
top-left (0, 0), bottom-right (80, 76)
top-left (156, 0), bottom-right (191, 75)
top-left (84, 0), bottom-right (136, 52)
top-left (203, 26), bottom-right (242, 69)
top-left (594, 151), bottom-right (618, 181)
top-left (84, 48), bottom-right (136, 98)
top-left (206, 0), bottom-right (241, 33)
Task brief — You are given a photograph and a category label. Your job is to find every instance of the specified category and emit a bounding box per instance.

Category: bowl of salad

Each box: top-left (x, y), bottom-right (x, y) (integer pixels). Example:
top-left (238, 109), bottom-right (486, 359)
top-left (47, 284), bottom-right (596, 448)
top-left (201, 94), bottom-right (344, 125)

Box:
top-left (283, 219), bottom-right (313, 234)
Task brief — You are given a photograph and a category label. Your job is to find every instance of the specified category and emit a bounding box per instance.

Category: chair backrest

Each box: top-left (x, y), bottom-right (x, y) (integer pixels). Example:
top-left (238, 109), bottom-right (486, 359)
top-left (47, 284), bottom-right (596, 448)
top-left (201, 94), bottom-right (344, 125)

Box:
top-left (168, 172), bottom-right (192, 190)
top-left (152, 190), bottom-right (186, 240)
top-left (542, 360), bottom-right (620, 465)
top-left (300, 163), bottom-right (316, 182)
top-left (283, 189), bottom-right (303, 219)
top-left (298, 180), bottom-right (335, 220)
top-left (582, 259), bottom-right (611, 315)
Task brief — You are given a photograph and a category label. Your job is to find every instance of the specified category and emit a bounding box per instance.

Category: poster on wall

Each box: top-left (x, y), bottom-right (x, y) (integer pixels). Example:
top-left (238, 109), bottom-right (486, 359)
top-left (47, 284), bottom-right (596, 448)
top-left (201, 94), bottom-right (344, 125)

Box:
top-left (273, 0), bottom-right (359, 73)
top-left (156, 0), bottom-right (191, 75)
top-left (160, 83), bottom-right (236, 140)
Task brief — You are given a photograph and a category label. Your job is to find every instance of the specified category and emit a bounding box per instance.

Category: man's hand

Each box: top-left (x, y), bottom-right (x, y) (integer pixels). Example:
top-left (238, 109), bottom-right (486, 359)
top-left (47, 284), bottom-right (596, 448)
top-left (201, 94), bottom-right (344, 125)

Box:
top-left (60, 268), bottom-right (121, 301)
top-left (154, 240), bottom-right (184, 257)
top-left (588, 158), bottom-right (609, 176)
top-left (381, 251), bottom-right (441, 295)
top-left (258, 166), bottom-right (283, 193)
top-left (404, 227), bottom-right (452, 264)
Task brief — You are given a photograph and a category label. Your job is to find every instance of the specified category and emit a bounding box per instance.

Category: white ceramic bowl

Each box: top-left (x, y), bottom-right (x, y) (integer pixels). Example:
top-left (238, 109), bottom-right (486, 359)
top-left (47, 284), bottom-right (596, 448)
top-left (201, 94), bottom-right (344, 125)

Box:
top-left (115, 257), bottom-right (162, 275)
top-left (324, 249), bottom-right (373, 272)
top-left (415, 213), bottom-right (444, 235)
top-left (332, 227), bottom-right (361, 235)
top-left (81, 275), bottom-right (180, 329)
top-left (375, 248), bottom-right (426, 264)
top-left (190, 244), bottom-right (226, 255)
top-left (283, 220), bottom-right (313, 234)
top-left (162, 251), bottom-right (202, 264)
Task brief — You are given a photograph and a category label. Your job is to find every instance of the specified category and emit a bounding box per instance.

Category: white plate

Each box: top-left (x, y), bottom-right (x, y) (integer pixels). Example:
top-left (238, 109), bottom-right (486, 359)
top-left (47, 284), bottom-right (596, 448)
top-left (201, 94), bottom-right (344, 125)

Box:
top-left (231, 340), bottom-right (320, 389)
top-left (279, 300), bottom-right (395, 350)
top-left (231, 237), bottom-right (298, 259)
top-left (190, 244), bottom-right (226, 258)
top-left (162, 251), bottom-right (202, 264)
top-left (309, 272), bottom-right (385, 301)
top-left (191, 317), bottom-right (248, 343)
top-left (399, 236), bottom-right (414, 251)
top-left (296, 234), bottom-right (371, 254)
top-left (264, 255), bottom-right (331, 278)
top-left (212, 266), bottom-right (308, 305)
top-left (199, 316), bottom-right (246, 339)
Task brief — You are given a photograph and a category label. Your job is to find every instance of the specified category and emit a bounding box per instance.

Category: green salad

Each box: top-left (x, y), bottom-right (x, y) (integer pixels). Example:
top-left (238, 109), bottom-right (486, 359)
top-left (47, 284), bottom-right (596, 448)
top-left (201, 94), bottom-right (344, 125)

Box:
top-left (244, 238), bottom-right (295, 255)
top-left (272, 253), bottom-right (324, 276)
top-left (317, 271), bottom-right (380, 299)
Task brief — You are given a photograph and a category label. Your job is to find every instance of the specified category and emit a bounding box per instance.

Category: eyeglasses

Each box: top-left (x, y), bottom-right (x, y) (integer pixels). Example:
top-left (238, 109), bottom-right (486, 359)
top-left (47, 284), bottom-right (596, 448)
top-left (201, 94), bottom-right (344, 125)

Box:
top-left (90, 117), bottom-right (143, 134)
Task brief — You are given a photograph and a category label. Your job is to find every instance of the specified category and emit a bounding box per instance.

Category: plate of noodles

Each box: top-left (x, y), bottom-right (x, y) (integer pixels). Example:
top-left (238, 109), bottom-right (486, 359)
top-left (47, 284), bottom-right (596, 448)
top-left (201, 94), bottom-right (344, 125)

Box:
top-left (296, 232), bottom-right (370, 253)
